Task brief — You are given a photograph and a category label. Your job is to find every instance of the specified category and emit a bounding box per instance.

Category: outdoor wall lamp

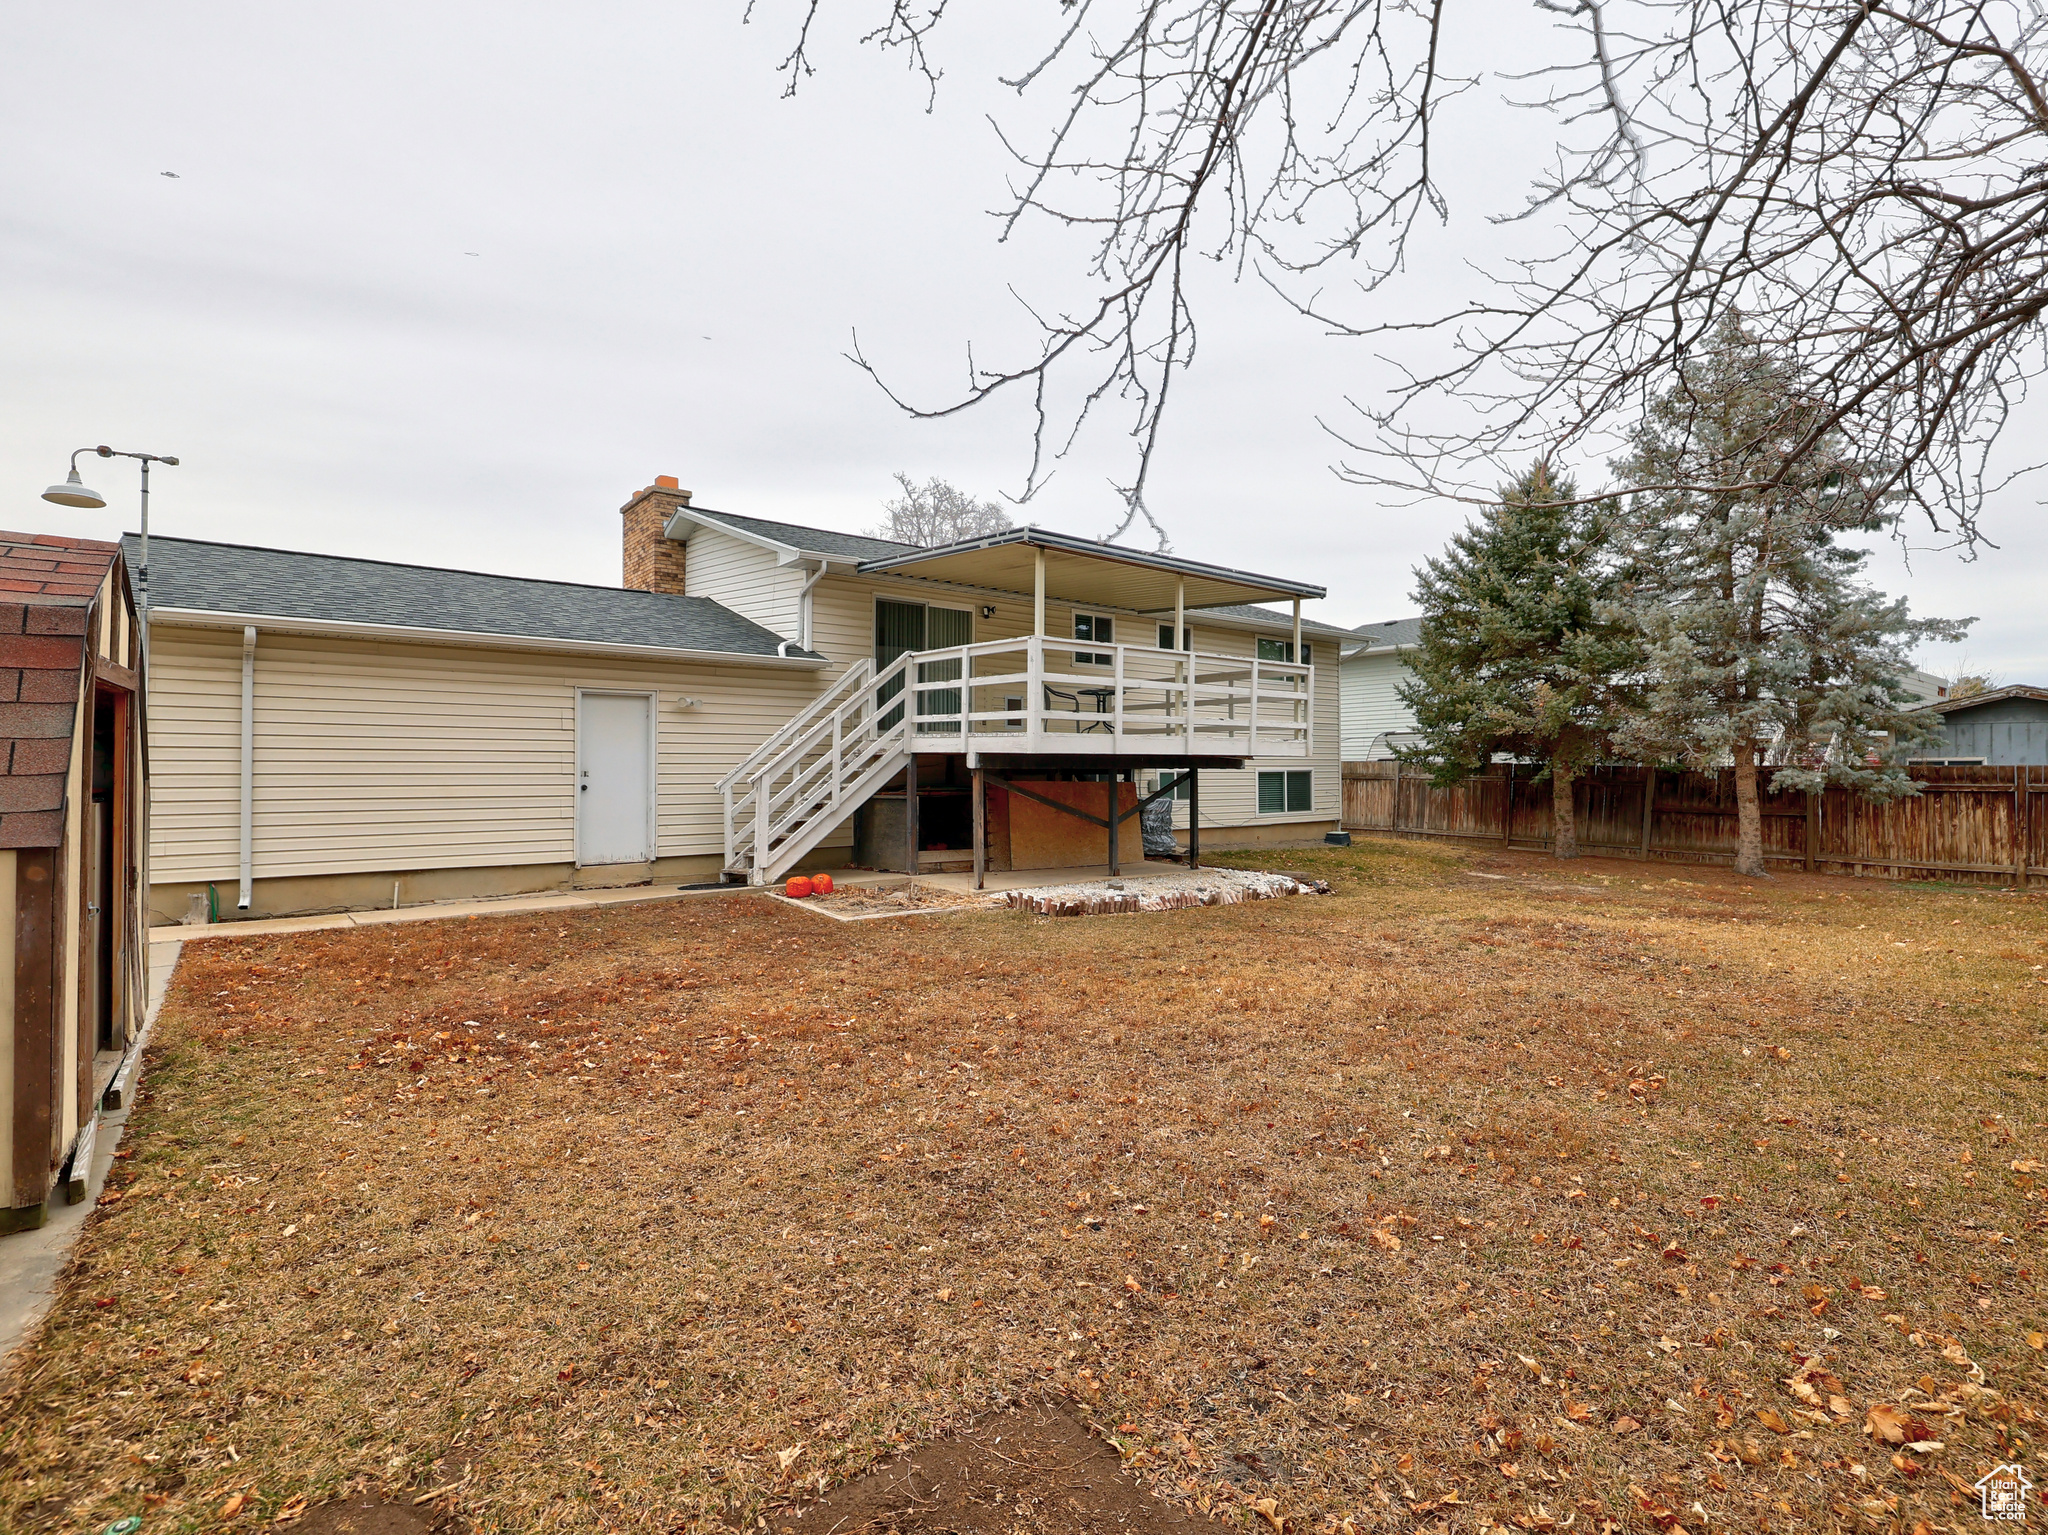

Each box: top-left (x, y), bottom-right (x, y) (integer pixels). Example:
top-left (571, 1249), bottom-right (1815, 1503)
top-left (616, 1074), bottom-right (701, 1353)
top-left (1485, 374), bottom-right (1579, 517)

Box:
top-left (980, 605), bottom-right (996, 619)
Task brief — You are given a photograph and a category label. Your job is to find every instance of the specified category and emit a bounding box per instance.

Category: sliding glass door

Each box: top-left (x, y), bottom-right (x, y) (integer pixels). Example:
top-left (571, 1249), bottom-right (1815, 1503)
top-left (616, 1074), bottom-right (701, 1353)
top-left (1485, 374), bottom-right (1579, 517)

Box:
top-left (874, 600), bottom-right (971, 732)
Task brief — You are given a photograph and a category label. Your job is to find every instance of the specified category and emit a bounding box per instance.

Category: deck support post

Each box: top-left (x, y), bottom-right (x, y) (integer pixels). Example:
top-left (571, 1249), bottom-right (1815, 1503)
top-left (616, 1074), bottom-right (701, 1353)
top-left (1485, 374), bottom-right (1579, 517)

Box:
top-left (1033, 547), bottom-right (1046, 637)
top-left (1187, 769), bottom-right (1200, 869)
top-left (903, 753), bottom-right (919, 877)
top-left (972, 765), bottom-right (986, 891)
top-left (1107, 774), bottom-right (1120, 876)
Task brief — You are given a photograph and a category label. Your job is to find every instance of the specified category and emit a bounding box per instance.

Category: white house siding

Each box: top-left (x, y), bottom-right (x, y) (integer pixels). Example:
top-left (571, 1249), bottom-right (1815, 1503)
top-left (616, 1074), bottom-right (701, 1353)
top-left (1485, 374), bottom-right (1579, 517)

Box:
top-left (1340, 650), bottom-right (1418, 759)
top-left (682, 528), bottom-right (803, 638)
top-left (145, 624), bottom-right (831, 888)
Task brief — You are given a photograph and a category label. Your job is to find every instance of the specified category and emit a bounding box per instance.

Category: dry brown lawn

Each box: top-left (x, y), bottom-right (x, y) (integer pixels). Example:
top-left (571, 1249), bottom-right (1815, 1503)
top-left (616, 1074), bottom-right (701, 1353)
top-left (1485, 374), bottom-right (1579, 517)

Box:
top-left (3, 839), bottom-right (2046, 1535)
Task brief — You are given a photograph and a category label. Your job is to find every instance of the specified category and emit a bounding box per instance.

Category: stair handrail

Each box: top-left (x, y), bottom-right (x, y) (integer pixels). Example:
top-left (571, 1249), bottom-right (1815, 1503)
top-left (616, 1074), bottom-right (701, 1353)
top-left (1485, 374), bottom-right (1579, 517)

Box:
top-left (716, 656), bottom-right (877, 794)
top-left (726, 651), bottom-right (915, 871)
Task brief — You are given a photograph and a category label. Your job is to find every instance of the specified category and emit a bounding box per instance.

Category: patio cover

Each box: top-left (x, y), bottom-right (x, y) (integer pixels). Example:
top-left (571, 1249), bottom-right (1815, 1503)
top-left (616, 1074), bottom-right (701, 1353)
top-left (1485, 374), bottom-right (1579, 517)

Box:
top-left (853, 527), bottom-right (1325, 612)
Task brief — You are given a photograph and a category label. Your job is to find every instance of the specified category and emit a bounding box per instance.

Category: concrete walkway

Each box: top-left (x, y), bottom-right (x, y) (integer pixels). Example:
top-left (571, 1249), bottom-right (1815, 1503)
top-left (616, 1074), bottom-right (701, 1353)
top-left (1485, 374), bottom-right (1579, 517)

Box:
top-left (0, 939), bottom-right (183, 1378)
top-left (148, 878), bottom-right (762, 946)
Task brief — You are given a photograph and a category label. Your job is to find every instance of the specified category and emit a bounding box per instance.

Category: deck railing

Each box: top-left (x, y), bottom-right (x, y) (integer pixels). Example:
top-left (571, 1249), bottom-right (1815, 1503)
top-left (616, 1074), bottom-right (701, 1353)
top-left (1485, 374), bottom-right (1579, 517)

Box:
top-left (719, 651), bottom-right (915, 881)
top-left (895, 634), bottom-right (1312, 756)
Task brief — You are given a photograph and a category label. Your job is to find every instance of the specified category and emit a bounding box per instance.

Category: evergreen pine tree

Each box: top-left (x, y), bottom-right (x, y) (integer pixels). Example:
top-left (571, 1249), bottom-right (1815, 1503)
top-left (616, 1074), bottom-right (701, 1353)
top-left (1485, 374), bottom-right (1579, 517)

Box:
top-left (1607, 318), bottom-right (1970, 877)
top-left (1400, 461), bottom-right (1640, 858)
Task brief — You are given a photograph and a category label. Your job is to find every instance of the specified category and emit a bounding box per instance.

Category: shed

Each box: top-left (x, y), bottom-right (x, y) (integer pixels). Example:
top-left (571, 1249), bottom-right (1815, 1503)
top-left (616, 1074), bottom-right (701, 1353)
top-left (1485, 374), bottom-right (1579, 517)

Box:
top-left (1908, 685), bottom-right (2048, 766)
top-left (0, 533), bottom-right (147, 1232)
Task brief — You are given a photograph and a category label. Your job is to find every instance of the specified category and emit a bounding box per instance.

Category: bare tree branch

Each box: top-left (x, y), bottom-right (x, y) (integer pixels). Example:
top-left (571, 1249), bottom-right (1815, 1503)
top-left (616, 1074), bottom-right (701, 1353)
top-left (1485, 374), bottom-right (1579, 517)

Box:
top-left (797, 0), bottom-right (2048, 545)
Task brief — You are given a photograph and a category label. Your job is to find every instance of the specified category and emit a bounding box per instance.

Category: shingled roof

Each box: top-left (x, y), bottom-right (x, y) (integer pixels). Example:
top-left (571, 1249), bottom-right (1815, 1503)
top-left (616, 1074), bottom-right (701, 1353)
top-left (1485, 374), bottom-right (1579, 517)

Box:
top-left (1347, 616), bottom-right (1422, 650)
top-left (0, 531), bottom-right (123, 849)
top-left (674, 507), bottom-right (919, 562)
top-left (125, 535), bottom-right (819, 661)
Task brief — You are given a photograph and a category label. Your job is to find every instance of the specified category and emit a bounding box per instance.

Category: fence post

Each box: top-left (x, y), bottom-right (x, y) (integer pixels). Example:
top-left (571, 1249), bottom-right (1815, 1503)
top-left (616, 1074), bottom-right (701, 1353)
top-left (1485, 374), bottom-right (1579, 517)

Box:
top-left (1639, 767), bottom-right (1655, 860)
top-left (2017, 767), bottom-right (2028, 889)
top-left (1805, 791), bottom-right (1817, 873)
top-left (1501, 762), bottom-right (1513, 845)
top-left (1392, 757), bottom-right (1402, 833)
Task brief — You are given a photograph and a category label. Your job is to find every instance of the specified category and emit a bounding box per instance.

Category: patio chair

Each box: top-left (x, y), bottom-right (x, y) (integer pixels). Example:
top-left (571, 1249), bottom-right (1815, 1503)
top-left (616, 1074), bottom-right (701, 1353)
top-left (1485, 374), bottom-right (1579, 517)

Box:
top-left (1044, 683), bottom-right (1113, 732)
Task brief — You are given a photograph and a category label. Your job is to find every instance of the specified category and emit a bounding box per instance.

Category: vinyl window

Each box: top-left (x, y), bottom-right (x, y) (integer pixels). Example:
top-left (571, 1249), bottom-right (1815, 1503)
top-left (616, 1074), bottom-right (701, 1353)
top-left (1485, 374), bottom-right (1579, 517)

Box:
top-left (1073, 612), bottom-right (1114, 666)
top-left (1256, 637), bottom-right (1311, 664)
top-left (1256, 769), bottom-right (1313, 815)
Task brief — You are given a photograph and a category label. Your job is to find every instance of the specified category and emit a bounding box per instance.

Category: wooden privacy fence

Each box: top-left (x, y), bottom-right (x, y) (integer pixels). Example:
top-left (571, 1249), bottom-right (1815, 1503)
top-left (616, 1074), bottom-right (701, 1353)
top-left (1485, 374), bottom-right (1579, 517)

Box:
top-left (1341, 761), bottom-right (2048, 886)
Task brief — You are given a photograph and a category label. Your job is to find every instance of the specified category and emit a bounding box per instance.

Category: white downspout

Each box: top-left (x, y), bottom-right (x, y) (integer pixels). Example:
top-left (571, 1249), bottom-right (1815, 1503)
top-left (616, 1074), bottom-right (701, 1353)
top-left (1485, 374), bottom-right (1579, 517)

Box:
top-left (778, 563), bottom-right (830, 656)
top-left (798, 563), bottom-right (827, 651)
top-left (237, 625), bottom-right (256, 910)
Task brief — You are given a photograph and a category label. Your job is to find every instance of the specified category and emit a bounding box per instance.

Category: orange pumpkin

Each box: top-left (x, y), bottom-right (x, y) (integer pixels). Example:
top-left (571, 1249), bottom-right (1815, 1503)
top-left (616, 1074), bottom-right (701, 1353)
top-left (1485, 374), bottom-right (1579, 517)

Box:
top-left (810, 873), bottom-right (835, 896)
top-left (784, 875), bottom-right (814, 899)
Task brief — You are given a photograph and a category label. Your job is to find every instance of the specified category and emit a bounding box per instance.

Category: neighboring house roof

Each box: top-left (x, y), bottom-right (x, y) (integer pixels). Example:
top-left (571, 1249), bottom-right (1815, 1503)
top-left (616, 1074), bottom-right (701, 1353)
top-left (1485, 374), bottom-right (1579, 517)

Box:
top-left (1181, 602), bottom-right (1356, 638)
top-left (1344, 616), bottom-right (1422, 654)
top-left (127, 535), bottom-right (823, 664)
top-left (1912, 683), bottom-right (2048, 715)
top-left (671, 507), bottom-right (918, 563)
top-left (0, 531), bottom-right (126, 849)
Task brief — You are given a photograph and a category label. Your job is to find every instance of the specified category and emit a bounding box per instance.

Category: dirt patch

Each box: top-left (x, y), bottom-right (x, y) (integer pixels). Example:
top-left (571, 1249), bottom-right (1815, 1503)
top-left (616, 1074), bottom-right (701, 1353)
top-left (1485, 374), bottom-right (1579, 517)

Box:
top-left (295, 1494), bottom-right (437, 1535)
top-left (776, 1400), bottom-right (1203, 1535)
top-left (805, 880), bottom-right (996, 917)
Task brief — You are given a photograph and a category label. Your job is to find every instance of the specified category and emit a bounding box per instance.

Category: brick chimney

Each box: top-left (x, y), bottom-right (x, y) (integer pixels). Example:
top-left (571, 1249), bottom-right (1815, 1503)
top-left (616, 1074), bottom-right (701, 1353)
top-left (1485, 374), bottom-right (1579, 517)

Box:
top-left (621, 475), bottom-right (691, 594)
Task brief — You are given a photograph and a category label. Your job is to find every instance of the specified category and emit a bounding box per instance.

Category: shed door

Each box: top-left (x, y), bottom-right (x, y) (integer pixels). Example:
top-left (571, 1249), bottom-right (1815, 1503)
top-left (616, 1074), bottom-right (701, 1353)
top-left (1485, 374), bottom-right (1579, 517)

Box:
top-left (577, 694), bottom-right (653, 865)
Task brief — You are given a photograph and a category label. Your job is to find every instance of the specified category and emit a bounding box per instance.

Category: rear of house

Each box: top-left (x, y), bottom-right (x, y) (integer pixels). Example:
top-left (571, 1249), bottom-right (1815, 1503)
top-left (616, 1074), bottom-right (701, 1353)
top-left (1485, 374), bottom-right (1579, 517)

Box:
top-left (140, 478), bottom-right (1347, 920)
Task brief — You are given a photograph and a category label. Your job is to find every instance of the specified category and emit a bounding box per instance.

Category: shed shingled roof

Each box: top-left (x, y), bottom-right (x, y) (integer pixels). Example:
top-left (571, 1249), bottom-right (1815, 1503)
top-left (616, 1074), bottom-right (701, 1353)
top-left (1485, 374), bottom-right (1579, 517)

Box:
top-left (124, 534), bottom-right (818, 659)
top-left (0, 531), bottom-right (124, 849)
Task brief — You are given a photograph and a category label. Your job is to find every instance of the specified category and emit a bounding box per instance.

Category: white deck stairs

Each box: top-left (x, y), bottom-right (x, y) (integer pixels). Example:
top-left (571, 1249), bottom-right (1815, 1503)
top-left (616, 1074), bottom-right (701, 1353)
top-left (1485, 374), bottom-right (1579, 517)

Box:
top-left (719, 654), bottom-right (914, 886)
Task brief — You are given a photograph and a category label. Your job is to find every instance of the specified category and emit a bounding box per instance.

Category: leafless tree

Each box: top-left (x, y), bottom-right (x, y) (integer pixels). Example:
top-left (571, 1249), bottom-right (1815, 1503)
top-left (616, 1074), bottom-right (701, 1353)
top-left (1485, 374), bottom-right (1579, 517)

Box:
top-left (866, 472), bottom-right (1015, 546)
top-left (787, 1), bottom-right (2048, 546)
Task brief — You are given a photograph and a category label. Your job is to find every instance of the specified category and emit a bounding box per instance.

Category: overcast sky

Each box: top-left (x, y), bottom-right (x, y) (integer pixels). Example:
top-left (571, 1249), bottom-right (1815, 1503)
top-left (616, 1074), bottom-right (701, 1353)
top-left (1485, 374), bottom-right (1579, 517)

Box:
top-left (3, 2), bottom-right (2040, 680)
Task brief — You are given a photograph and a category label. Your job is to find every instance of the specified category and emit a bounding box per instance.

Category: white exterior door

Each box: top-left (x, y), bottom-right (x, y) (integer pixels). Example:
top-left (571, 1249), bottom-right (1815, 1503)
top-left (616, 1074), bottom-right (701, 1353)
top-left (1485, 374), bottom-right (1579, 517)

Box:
top-left (577, 693), bottom-right (653, 865)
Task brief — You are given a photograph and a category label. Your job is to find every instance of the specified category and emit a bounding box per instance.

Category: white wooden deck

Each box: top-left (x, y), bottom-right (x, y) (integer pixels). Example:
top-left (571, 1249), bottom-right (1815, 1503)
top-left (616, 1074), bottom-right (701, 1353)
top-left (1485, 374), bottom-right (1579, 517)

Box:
top-left (718, 636), bottom-right (1314, 883)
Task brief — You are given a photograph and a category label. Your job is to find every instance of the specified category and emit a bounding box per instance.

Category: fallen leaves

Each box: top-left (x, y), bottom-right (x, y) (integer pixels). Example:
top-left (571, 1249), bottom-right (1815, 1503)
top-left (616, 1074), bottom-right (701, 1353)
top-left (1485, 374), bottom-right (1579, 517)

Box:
top-left (1865, 1403), bottom-right (1935, 1446)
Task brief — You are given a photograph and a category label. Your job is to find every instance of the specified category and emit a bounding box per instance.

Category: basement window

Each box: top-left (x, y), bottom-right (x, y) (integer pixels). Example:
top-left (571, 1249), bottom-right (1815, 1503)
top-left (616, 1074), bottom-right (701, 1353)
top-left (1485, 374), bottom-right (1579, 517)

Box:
top-left (1152, 771), bottom-right (1193, 802)
top-left (1257, 769), bottom-right (1312, 815)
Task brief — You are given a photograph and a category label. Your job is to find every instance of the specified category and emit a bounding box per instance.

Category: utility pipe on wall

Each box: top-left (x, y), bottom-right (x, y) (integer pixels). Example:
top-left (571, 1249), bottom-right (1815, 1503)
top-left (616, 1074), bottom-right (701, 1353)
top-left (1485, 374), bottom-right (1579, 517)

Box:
top-left (238, 626), bottom-right (256, 910)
